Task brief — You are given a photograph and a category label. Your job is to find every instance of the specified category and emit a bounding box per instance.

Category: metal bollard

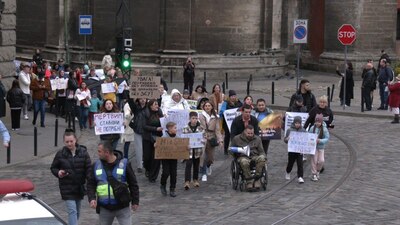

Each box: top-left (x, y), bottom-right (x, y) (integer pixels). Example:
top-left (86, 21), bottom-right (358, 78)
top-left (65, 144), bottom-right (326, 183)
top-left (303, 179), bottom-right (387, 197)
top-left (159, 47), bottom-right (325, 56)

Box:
top-left (271, 82), bottom-right (275, 105)
top-left (225, 73), bottom-right (229, 89)
top-left (202, 79), bottom-right (206, 88)
top-left (203, 71), bottom-right (207, 88)
top-left (361, 87), bottom-right (364, 112)
top-left (67, 113), bottom-right (72, 129)
top-left (72, 111), bottom-right (76, 132)
top-left (327, 87), bottom-right (331, 108)
top-left (170, 68), bottom-right (173, 83)
top-left (55, 118), bottom-right (58, 147)
top-left (246, 80), bottom-right (250, 95)
top-left (222, 82), bottom-right (226, 94)
top-left (34, 127), bottom-right (38, 156)
top-left (7, 142), bottom-right (10, 164)
top-left (331, 84), bottom-right (335, 102)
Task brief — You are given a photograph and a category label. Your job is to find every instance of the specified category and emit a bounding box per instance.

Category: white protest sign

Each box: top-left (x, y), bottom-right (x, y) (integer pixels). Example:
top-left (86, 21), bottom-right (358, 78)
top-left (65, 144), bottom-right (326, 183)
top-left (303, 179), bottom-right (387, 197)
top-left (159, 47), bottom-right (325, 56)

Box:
top-left (181, 132), bottom-right (204, 148)
top-left (129, 76), bottom-right (161, 99)
top-left (285, 112), bottom-right (309, 131)
top-left (288, 131), bottom-right (317, 155)
top-left (101, 83), bottom-right (115, 94)
top-left (76, 91), bottom-right (88, 101)
top-left (161, 109), bottom-right (189, 135)
top-left (117, 80), bottom-right (127, 94)
top-left (187, 100), bottom-right (198, 110)
top-left (223, 108), bottom-right (240, 132)
top-left (50, 78), bottom-right (68, 90)
top-left (94, 113), bottom-right (124, 135)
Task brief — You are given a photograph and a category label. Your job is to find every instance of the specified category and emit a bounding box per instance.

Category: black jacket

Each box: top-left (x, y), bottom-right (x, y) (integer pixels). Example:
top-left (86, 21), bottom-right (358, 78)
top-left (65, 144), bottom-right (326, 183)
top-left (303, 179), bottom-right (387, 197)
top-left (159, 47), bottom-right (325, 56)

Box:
top-left (289, 91), bottom-right (316, 113)
top-left (142, 107), bottom-right (164, 141)
top-left (127, 98), bottom-right (147, 134)
top-left (50, 145), bottom-right (92, 200)
top-left (87, 150), bottom-right (139, 210)
top-left (304, 106), bottom-right (334, 129)
top-left (230, 115), bottom-right (259, 140)
top-left (0, 81), bottom-right (7, 117)
top-left (7, 87), bottom-right (25, 108)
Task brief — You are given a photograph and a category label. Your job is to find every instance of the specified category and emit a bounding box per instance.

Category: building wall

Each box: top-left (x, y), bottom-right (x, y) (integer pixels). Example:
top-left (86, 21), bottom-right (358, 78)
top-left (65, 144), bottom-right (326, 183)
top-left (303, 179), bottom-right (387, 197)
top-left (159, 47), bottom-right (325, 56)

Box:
top-left (15, 0), bottom-right (46, 47)
top-left (1, 0), bottom-right (17, 79)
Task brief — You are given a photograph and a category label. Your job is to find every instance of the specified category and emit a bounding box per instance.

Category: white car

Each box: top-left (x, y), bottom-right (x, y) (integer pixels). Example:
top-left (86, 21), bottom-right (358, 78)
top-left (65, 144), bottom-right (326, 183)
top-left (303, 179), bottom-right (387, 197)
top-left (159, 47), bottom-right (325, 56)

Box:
top-left (0, 180), bottom-right (67, 225)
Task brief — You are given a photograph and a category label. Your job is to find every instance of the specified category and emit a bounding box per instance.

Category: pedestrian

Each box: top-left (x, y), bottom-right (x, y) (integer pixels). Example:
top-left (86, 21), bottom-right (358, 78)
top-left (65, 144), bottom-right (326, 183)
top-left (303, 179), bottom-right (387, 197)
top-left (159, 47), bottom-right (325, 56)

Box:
top-left (304, 95), bottom-right (334, 130)
top-left (182, 89), bottom-right (191, 100)
top-left (87, 141), bottom-right (139, 225)
top-left (284, 116), bottom-right (306, 184)
top-left (286, 94), bottom-right (307, 113)
top-left (208, 84), bottom-right (225, 113)
top-left (230, 104), bottom-right (260, 141)
top-left (56, 70), bottom-right (68, 117)
top-left (6, 80), bottom-right (25, 130)
top-left (309, 114), bottom-right (330, 181)
top-left (101, 50), bottom-right (113, 69)
top-left (102, 76), bottom-right (118, 104)
top-left (378, 49), bottom-right (390, 70)
top-left (75, 82), bottom-right (91, 130)
top-left (99, 99), bottom-right (121, 150)
top-left (121, 101), bottom-right (135, 158)
top-left (183, 111), bottom-right (204, 190)
top-left (30, 71), bottom-right (51, 127)
top-left (362, 63), bottom-right (376, 111)
top-left (191, 85), bottom-right (208, 101)
top-left (88, 91), bottom-right (102, 129)
top-left (157, 122), bottom-right (180, 197)
top-left (161, 89), bottom-right (190, 113)
top-left (243, 95), bottom-right (254, 109)
top-left (388, 74), bottom-right (400, 123)
top-left (142, 99), bottom-right (164, 183)
top-left (0, 74), bottom-right (7, 118)
top-left (199, 101), bottom-right (222, 181)
top-left (18, 63), bottom-right (32, 120)
top-left (289, 79), bottom-right (317, 113)
top-left (219, 90), bottom-right (242, 154)
top-left (0, 119), bottom-right (10, 148)
top-left (377, 58), bottom-right (394, 110)
top-left (183, 57), bottom-right (195, 95)
top-left (50, 129), bottom-right (92, 225)
top-left (336, 62), bottom-right (354, 107)
top-left (252, 98), bottom-right (274, 155)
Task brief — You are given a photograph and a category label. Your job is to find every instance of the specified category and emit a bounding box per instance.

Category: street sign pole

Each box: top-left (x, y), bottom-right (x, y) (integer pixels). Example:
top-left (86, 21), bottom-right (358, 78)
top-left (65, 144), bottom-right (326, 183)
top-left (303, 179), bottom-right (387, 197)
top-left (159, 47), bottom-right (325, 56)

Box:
top-left (293, 19), bottom-right (308, 91)
top-left (343, 45), bottom-right (347, 110)
top-left (84, 36), bottom-right (87, 63)
top-left (296, 45), bottom-right (301, 91)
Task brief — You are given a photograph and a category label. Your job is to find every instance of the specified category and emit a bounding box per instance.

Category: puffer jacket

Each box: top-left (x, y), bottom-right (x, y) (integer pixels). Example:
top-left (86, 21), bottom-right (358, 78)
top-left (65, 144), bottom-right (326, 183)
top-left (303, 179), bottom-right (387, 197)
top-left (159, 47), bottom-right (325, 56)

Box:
top-left (6, 88), bottom-right (25, 108)
top-left (308, 124), bottom-right (330, 150)
top-left (50, 145), bottom-right (92, 200)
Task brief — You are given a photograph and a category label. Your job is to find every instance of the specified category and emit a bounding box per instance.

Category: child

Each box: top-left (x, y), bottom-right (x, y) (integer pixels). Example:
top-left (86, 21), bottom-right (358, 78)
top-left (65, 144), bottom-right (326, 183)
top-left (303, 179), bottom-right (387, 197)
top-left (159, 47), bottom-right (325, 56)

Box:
top-left (309, 114), bottom-right (330, 181)
top-left (182, 111), bottom-right (204, 190)
top-left (160, 122), bottom-right (179, 197)
top-left (88, 90), bottom-right (102, 129)
top-left (182, 89), bottom-right (191, 100)
top-left (284, 116), bottom-right (306, 183)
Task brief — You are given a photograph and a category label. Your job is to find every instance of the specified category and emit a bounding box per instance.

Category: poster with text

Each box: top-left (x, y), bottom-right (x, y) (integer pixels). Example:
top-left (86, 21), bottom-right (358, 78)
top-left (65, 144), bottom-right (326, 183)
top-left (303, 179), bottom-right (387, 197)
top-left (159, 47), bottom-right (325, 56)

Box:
top-left (223, 108), bottom-right (240, 132)
top-left (288, 131), bottom-right (317, 155)
top-left (258, 112), bottom-right (283, 140)
top-left (284, 112), bottom-right (309, 131)
top-left (181, 132), bottom-right (205, 148)
top-left (129, 76), bottom-right (161, 99)
top-left (187, 100), bottom-right (198, 110)
top-left (101, 83), bottom-right (116, 94)
top-left (50, 78), bottom-right (68, 90)
top-left (94, 113), bottom-right (124, 135)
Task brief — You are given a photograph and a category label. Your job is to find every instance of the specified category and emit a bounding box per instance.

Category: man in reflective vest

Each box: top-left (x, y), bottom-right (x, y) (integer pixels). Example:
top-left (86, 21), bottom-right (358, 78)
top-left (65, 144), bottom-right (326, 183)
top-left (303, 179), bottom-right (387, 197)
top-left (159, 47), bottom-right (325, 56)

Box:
top-left (87, 141), bottom-right (139, 225)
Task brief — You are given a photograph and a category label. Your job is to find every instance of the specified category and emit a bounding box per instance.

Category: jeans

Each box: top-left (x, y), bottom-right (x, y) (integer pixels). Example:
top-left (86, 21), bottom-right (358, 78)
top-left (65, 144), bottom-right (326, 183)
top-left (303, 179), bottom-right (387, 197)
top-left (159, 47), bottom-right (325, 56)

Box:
top-left (79, 105), bottom-right (89, 129)
top-left (65, 200), bottom-right (81, 225)
top-left (123, 141), bottom-right (131, 159)
top-left (33, 99), bottom-right (46, 125)
top-left (22, 93), bottom-right (32, 116)
top-left (379, 83), bottom-right (389, 108)
top-left (185, 157), bottom-right (200, 181)
top-left (99, 206), bottom-right (131, 225)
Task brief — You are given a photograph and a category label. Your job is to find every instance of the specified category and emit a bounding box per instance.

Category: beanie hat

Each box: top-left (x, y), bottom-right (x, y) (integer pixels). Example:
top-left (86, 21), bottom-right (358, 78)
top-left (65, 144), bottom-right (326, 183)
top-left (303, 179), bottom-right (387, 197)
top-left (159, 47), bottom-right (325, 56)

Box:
top-left (315, 114), bottom-right (323, 123)
top-left (228, 90), bottom-right (237, 97)
top-left (293, 116), bottom-right (302, 124)
top-left (294, 94), bottom-right (303, 103)
top-left (183, 89), bottom-right (190, 95)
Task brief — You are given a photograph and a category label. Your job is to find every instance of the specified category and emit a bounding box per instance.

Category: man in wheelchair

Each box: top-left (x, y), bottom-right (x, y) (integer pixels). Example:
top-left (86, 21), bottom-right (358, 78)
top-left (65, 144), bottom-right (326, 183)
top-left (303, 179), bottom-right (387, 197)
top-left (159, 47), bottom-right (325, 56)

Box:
top-left (231, 125), bottom-right (266, 191)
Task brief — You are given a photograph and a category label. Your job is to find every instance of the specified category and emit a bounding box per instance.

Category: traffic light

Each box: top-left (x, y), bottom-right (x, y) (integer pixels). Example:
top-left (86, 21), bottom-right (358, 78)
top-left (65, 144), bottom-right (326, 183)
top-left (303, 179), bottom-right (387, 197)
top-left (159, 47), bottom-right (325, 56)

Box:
top-left (121, 51), bottom-right (131, 71)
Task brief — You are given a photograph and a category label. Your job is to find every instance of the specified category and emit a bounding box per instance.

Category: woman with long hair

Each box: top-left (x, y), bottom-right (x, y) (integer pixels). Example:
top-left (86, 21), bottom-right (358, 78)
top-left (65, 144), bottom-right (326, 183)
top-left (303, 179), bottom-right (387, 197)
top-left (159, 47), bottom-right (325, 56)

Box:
top-left (336, 62), bottom-right (354, 107)
top-left (75, 82), bottom-right (91, 130)
top-left (99, 99), bottom-right (120, 149)
top-left (208, 84), bottom-right (225, 113)
top-left (6, 80), bottom-right (25, 130)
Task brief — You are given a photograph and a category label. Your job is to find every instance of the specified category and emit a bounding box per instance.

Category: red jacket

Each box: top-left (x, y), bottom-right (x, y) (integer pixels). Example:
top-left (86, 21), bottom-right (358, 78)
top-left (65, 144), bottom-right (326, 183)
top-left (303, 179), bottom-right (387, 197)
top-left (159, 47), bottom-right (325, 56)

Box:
top-left (388, 82), bottom-right (400, 108)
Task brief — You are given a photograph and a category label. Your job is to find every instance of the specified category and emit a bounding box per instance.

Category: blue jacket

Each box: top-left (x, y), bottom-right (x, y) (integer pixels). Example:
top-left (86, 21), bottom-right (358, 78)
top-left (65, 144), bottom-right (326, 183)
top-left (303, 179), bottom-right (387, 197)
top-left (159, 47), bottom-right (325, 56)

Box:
top-left (308, 124), bottom-right (329, 149)
top-left (0, 120), bottom-right (10, 145)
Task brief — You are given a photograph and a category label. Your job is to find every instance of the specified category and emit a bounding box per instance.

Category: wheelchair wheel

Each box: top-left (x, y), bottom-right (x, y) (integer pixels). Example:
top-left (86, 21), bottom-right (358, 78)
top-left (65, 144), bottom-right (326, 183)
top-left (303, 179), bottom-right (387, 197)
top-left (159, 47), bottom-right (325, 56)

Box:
top-left (230, 160), bottom-right (239, 190)
top-left (260, 165), bottom-right (268, 190)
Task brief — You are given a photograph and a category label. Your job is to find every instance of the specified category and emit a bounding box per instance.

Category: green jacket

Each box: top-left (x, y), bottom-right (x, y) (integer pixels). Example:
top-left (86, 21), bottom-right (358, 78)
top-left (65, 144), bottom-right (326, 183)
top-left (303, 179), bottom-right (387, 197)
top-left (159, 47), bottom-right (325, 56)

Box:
top-left (231, 132), bottom-right (265, 157)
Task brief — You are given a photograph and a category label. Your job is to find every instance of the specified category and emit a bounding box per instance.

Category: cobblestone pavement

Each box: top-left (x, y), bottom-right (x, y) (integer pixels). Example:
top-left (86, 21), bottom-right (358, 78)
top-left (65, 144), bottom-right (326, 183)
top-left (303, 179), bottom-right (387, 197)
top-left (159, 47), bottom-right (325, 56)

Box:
top-left (1, 70), bottom-right (399, 224)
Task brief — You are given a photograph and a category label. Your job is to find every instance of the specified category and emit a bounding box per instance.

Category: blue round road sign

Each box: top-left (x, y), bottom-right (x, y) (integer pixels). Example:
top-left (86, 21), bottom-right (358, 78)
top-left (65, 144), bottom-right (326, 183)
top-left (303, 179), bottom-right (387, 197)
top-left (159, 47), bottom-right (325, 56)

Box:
top-left (294, 26), bottom-right (307, 40)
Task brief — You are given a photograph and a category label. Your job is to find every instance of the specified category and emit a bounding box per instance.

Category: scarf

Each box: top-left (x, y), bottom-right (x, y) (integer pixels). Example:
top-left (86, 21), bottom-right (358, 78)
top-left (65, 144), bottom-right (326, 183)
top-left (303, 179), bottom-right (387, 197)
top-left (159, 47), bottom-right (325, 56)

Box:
top-left (201, 110), bottom-right (215, 123)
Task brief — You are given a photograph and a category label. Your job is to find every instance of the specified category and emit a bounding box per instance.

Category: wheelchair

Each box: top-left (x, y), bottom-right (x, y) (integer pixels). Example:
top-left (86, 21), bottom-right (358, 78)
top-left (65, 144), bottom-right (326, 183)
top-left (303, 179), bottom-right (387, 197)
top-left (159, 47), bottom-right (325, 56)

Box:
top-left (230, 154), bottom-right (268, 192)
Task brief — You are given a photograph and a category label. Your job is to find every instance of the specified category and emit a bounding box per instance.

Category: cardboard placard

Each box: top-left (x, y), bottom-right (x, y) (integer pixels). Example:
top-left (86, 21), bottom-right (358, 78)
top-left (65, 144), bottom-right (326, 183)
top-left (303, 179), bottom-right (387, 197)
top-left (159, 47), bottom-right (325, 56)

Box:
top-left (288, 131), bottom-right (317, 155)
top-left (129, 76), bottom-right (161, 99)
top-left (94, 113), bottom-right (124, 135)
top-left (155, 137), bottom-right (190, 159)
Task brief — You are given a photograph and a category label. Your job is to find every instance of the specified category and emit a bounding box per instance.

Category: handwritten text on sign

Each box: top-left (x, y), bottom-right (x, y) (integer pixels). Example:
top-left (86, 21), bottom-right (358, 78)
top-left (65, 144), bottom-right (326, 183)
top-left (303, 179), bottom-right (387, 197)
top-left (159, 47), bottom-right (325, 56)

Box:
top-left (155, 137), bottom-right (190, 159)
top-left (94, 113), bottom-right (124, 135)
top-left (181, 133), bottom-right (205, 148)
top-left (288, 131), bottom-right (317, 155)
top-left (50, 78), bottom-right (68, 90)
top-left (129, 76), bottom-right (161, 99)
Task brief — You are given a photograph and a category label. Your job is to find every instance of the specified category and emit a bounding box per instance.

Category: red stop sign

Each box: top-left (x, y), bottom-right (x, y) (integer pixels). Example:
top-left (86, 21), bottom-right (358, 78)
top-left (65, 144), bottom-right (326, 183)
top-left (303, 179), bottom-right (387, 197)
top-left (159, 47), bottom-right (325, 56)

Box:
top-left (338, 24), bottom-right (356, 45)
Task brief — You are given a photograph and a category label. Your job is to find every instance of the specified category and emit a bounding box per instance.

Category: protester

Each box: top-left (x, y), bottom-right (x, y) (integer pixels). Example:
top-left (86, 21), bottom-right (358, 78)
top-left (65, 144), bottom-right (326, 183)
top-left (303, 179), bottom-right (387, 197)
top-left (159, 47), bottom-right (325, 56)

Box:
top-left (99, 99), bottom-right (121, 150)
top-left (75, 82), bottom-right (91, 130)
top-left (199, 101), bottom-right (222, 181)
top-left (243, 95), bottom-right (254, 109)
top-left (88, 91), bottom-right (102, 129)
top-left (87, 141), bottom-right (139, 225)
top-left (191, 85), bottom-right (208, 100)
top-left (183, 111), bottom-right (204, 190)
top-left (252, 98), bottom-right (273, 154)
top-left (56, 70), bottom-right (68, 117)
top-left (336, 62), bottom-right (354, 107)
top-left (101, 50), bottom-right (113, 69)
top-left (6, 80), bottom-right (25, 130)
top-left (156, 72), bottom-right (168, 92)
top-left (197, 97), bottom-right (209, 110)
top-left (32, 49), bottom-right (43, 68)
top-left (284, 116), bottom-right (306, 183)
top-left (309, 114), bottom-right (330, 181)
top-left (142, 99), bottom-right (164, 183)
top-left (183, 57), bottom-right (195, 94)
top-left (161, 89), bottom-right (190, 113)
top-left (66, 70), bottom-right (80, 123)
top-left (182, 89), bottom-right (191, 100)
top-left (102, 76), bottom-right (118, 104)
top-left (208, 84), bottom-right (225, 113)
top-left (18, 63), bottom-right (32, 120)
top-left (289, 79), bottom-right (316, 113)
top-left (286, 94), bottom-right (307, 113)
top-left (230, 104), bottom-right (259, 141)
top-left (50, 129), bottom-right (92, 225)
top-left (0, 119), bottom-right (10, 148)
top-left (0, 74), bottom-right (7, 118)
top-left (121, 101), bottom-right (135, 158)
top-left (304, 95), bottom-right (334, 130)
top-left (30, 72), bottom-right (51, 127)
top-left (219, 90), bottom-right (242, 154)
top-left (388, 74), bottom-right (400, 123)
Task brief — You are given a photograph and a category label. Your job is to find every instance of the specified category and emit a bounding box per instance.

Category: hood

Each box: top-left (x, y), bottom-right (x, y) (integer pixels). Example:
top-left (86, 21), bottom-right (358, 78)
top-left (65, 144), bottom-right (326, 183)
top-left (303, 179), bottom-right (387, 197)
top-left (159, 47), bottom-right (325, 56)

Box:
top-left (114, 150), bottom-right (124, 160)
top-left (170, 89), bottom-right (182, 99)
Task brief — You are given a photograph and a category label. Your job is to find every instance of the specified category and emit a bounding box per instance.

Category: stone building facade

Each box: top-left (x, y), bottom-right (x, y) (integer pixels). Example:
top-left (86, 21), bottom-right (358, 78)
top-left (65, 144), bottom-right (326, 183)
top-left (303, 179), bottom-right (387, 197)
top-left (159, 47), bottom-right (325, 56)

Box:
top-left (0, 0), bottom-right (16, 81)
top-left (12, 0), bottom-right (400, 77)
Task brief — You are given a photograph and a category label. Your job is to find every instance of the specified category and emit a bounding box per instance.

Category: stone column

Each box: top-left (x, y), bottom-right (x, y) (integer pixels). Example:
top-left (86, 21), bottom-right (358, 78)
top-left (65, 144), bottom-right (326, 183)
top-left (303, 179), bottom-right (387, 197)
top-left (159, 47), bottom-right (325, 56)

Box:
top-left (44, 0), bottom-right (66, 60)
top-left (271, 0), bottom-right (282, 49)
top-left (0, 0), bottom-right (16, 78)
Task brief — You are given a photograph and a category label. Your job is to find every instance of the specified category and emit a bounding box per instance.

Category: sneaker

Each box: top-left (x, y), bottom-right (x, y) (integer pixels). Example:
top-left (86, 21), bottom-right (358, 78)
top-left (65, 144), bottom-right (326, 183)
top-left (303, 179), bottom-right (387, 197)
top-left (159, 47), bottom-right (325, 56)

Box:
top-left (193, 180), bottom-right (200, 187)
top-left (206, 166), bottom-right (212, 176)
top-left (170, 189), bottom-right (177, 197)
top-left (184, 181), bottom-right (190, 190)
top-left (24, 115), bottom-right (29, 120)
top-left (298, 177), bottom-right (304, 183)
top-left (285, 173), bottom-right (291, 180)
top-left (201, 174), bottom-right (207, 182)
top-left (302, 155), bottom-right (307, 161)
top-left (311, 175), bottom-right (318, 181)
top-left (316, 172), bottom-right (320, 180)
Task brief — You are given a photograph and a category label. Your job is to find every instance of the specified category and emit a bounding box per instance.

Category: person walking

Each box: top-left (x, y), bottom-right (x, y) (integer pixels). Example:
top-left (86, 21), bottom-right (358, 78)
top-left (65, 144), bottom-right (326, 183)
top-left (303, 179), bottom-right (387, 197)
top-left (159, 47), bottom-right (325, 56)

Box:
top-left (219, 90), bottom-right (242, 154)
top-left (304, 95), bottom-right (334, 130)
top-left (183, 57), bottom-right (195, 95)
top-left (121, 101), bottom-right (135, 158)
top-left (50, 129), bottom-right (92, 225)
top-left (75, 82), bottom-right (91, 130)
top-left (289, 79), bottom-right (317, 113)
top-left (336, 62), bottom-right (354, 107)
top-left (99, 99), bottom-right (121, 150)
top-left (18, 63), bottom-right (32, 120)
top-left (309, 114), bottom-right (330, 181)
top-left (30, 72), bottom-right (51, 127)
top-left (87, 141), bottom-right (139, 225)
top-left (208, 84), bottom-right (225, 113)
top-left (6, 80), bottom-right (25, 130)
top-left (388, 74), bottom-right (400, 123)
